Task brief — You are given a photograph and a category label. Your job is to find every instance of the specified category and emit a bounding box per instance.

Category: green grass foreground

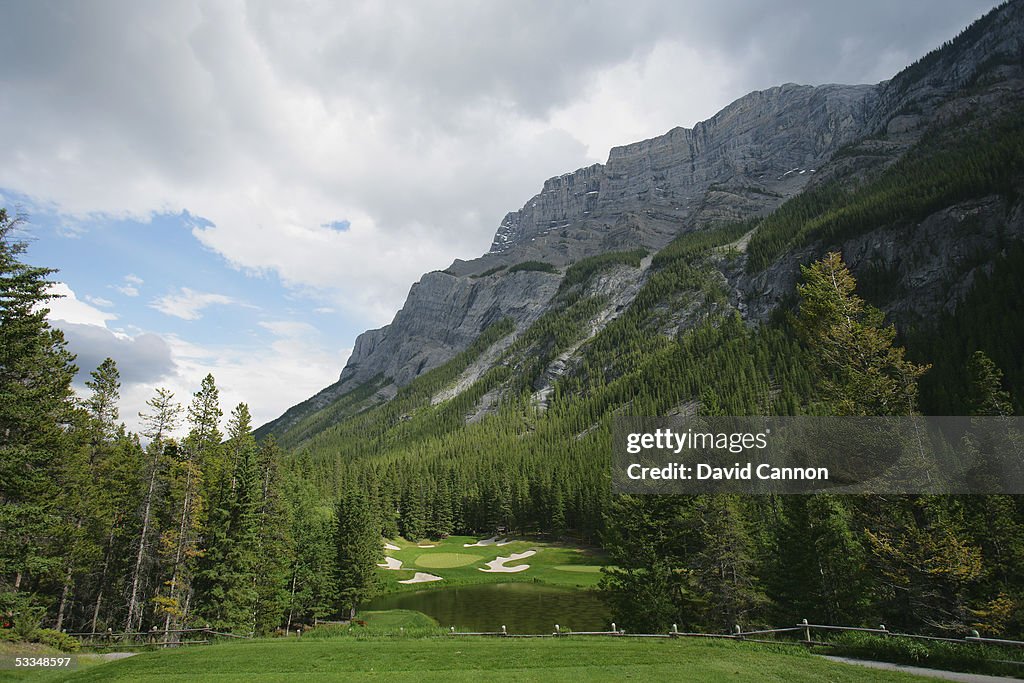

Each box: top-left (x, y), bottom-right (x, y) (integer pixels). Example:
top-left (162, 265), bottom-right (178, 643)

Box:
top-left (29, 637), bottom-right (937, 682)
top-left (377, 536), bottom-right (607, 592)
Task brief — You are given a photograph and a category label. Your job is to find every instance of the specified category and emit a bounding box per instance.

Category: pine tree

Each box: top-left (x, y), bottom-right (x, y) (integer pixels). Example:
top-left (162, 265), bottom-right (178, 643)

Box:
top-left (251, 437), bottom-right (293, 634)
top-left (966, 351), bottom-right (1012, 417)
top-left (55, 359), bottom-right (123, 630)
top-left (194, 404), bottom-right (261, 634)
top-left (155, 375), bottom-right (222, 636)
top-left (285, 478), bottom-right (337, 630)
top-left (84, 359), bottom-right (121, 441)
top-left (0, 209), bottom-right (80, 620)
top-left (125, 388), bottom-right (182, 632)
top-left (794, 251), bottom-right (928, 416)
top-left (334, 490), bottom-right (380, 618)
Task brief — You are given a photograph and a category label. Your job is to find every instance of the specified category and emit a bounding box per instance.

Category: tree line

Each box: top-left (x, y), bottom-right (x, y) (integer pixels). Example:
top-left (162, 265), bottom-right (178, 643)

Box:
top-left (0, 209), bottom-right (378, 637)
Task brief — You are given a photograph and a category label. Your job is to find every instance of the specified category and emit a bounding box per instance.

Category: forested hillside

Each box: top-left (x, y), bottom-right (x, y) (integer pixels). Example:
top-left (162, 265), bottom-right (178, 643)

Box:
top-left (260, 0), bottom-right (1024, 638)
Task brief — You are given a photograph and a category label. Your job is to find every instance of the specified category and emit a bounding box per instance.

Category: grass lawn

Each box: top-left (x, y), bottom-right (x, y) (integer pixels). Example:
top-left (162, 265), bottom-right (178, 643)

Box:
top-left (378, 535), bottom-right (607, 592)
top-left (0, 642), bottom-right (110, 683)
top-left (41, 636), bottom-right (937, 682)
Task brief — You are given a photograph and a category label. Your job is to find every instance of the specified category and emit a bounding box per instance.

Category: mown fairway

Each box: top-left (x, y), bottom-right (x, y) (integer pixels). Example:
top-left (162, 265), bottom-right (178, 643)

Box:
top-left (40, 637), bottom-right (935, 682)
top-left (376, 536), bottom-right (607, 592)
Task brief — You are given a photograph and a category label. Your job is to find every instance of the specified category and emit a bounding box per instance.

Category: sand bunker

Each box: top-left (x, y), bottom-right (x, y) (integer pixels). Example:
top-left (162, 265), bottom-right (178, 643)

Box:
top-left (478, 550), bottom-right (536, 573)
top-left (495, 538), bottom-right (515, 546)
top-left (377, 556), bottom-right (403, 570)
top-left (383, 541), bottom-right (401, 551)
top-left (417, 544), bottom-right (436, 548)
top-left (398, 572), bottom-right (444, 584)
top-left (464, 535), bottom-right (499, 547)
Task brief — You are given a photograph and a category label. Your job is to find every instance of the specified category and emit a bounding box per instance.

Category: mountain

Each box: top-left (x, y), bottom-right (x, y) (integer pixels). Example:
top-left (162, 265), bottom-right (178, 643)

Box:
top-left (257, 0), bottom-right (1024, 447)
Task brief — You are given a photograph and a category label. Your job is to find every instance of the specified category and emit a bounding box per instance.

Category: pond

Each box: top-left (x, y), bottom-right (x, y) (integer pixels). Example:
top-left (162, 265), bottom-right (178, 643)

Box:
top-left (361, 582), bottom-right (611, 634)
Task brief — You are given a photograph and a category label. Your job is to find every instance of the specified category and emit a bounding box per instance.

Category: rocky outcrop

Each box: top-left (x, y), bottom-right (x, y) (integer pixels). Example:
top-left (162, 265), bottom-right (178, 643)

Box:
top-left (343, 82), bottom-right (881, 395)
top-left (734, 194), bottom-right (1024, 326)
top-left (490, 83), bottom-right (879, 254)
top-left (336, 268), bottom-right (561, 391)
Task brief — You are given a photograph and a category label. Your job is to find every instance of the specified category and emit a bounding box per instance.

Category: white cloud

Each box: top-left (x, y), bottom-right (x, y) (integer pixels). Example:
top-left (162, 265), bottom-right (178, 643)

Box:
top-left (46, 282), bottom-right (118, 327)
top-left (60, 322), bottom-right (174, 385)
top-left (43, 283), bottom-right (174, 392)
top-left (150, 287), bottom-right (239, 321)
top-left (113, 274), bottom-right (143, 297)
top-left (1, 1), bottom-right (1003, 428)
top-left (85, 295), bottom-right (114, 308)
top-left (259, 320), bottom-right (317, 338)
top-left (0, 2), bottom-right (998, 327)
top-left (117, 330), bottom-right (352, 435)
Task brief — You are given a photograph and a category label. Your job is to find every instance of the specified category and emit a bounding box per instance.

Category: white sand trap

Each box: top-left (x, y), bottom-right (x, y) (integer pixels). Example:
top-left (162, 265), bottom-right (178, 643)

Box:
top-left (377, 556), bottom-right (403, 570)
top-left (398, 572), bottom-right (444, 584)
top-left (496, 538), bottom-right (515, 546)
top-left (418, 544), bottom-right (436, 548)
top-left (383, 541), bottom-right (401, 551)
top-left (464, 535), bottom-right (499, 547)
top-left (479, 550), bottom-right (536, 573)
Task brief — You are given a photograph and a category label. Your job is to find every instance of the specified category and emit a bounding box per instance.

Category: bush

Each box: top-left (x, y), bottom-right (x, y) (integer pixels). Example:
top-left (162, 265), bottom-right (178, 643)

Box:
top-left (33, 629), bottom-right (81, 653)
top-left (827, 632), bottom-right (1024, 677)
top-left (507, 261), bottom-right (558, 274)
top-left (559, 250), bottom-right (647, 292)
top-left (11, 605), bottom-right (45, 641)
top-left (301, 611), bottom-right (445, 640)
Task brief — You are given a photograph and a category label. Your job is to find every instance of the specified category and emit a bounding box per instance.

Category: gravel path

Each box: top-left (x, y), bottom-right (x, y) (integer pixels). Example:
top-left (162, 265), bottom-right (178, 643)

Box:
top-left (819, 655), bottom-right (1014, 682)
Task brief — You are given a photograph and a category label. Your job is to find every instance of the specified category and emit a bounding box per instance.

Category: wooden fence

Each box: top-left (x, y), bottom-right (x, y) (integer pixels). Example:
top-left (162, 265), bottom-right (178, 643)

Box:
top-left (66, 626), bottom-right (250, 648)
top-left (445, 619), bottom-right (1024, 650)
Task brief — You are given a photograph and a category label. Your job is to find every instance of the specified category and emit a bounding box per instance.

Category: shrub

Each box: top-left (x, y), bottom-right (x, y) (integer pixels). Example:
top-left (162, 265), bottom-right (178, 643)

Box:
top-left (507, 261), bottom-right (558, 274)
top-left (34, 629), bottom-right (81, 653)
top-left (827, 632), bottom-right (1024, 677)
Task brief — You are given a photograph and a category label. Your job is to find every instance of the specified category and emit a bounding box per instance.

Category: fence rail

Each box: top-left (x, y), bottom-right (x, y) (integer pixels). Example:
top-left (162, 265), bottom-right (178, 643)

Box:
top-left (65, 626), bottom-right (250, 648)
top-left (442, 619), bottom-right (1024, 650)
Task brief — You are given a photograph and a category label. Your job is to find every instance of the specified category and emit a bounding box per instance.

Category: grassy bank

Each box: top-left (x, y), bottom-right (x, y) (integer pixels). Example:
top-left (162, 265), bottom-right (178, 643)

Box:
top-left (823, 632), bottom-right (1024, 678)
top-left (38, 636), bottom-right (939, 682)
top-left (377, 535), bottom-right (607, 592)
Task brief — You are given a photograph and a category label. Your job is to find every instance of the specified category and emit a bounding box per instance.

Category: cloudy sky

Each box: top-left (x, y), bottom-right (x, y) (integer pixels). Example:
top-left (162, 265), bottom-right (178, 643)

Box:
top-left (0, 0), bottom-right (998, 433)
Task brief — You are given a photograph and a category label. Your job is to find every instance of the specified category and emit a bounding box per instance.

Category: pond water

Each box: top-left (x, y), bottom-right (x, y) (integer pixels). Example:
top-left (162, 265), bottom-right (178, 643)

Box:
top-left (361, 582), bottom-right (611, 634)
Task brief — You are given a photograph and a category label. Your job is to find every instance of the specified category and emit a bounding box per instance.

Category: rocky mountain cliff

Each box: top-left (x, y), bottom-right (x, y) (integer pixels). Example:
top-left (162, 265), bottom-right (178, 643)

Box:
top-left (259, 1), bottom-right (1024, 440)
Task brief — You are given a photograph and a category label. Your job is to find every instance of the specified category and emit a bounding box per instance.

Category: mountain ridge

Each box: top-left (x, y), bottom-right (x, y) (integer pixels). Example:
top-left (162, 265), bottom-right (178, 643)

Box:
top-left (258, 0), bottom-right (1024, 441)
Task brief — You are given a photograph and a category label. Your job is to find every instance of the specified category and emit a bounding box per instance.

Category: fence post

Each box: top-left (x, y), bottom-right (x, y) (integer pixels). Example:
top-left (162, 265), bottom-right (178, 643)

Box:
top-left (802, 618), bottom-right (810, 643)
top-left (880, 624), bottom-right (888, 638)
top-left (501, 625), bottom-right (507, 636)
top-left (671, 624), bottom-right (677, 637)
top-left (450, 626), bottom-right (455, 634)
top-left (734, 625), bottom-right (742, 639)
top-left (555, 624), bottom-right (560, 636)
top-left (611, 622), bottom-right (616, 634)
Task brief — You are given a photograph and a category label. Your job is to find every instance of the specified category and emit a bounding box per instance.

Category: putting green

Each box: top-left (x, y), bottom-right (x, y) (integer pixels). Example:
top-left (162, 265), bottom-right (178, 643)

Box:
top-left (415, 552), bottom-right (483, 568)
top-left (552, 565), bottom-right (602, 573)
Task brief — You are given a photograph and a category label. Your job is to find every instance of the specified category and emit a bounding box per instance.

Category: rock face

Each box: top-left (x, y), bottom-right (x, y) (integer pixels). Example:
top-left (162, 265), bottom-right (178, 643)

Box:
top-left (340, 83), bottom-right (882, 398)
top-left (262, 0), bottom-right (1024, 437)
top-left (337, 269), bottom-right (561, 391)
top-left (490, 83), bottom-right (879, 254)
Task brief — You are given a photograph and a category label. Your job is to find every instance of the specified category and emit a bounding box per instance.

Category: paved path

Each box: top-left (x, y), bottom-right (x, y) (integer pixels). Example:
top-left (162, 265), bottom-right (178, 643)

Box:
top-left (820, 655), bottom-right (1015, 682)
